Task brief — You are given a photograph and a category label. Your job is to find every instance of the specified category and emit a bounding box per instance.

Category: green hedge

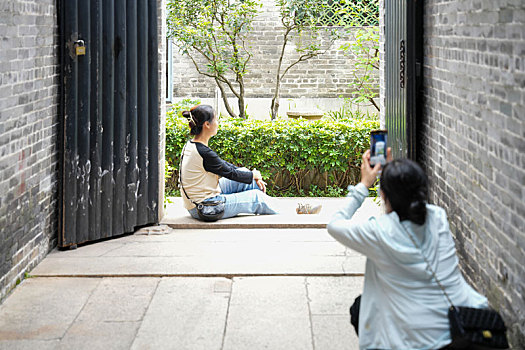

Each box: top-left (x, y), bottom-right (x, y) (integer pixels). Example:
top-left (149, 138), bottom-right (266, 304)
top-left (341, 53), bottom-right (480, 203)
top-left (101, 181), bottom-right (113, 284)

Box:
top-left (166, 111), bottom-right (379, 197)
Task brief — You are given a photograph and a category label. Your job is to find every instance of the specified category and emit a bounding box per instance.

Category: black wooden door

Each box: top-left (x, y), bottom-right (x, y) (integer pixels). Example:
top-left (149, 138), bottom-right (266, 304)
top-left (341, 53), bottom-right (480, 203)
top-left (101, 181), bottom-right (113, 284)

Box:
top-left (384, 0), bottom-right (423, 160)
top-left (58, 0), bottom-right (159, 248)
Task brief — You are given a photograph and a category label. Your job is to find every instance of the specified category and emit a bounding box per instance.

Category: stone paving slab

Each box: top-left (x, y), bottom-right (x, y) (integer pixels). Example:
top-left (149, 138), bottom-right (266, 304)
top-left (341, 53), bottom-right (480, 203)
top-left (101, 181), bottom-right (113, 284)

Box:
top-left (32, 229), bottom-right (365, 277)
top-left (162, 197), bottom-right (381, 229)
top-left (131, 278), bottom-right (231, 350)
top-left (59, 321), bottom-right (141, 350)
top-left (0, 339), bottom-right (61, 350)
top-left (76, 278), bottom-right (158, 322)
top-left (223, 277), bottom-right (313, 350)
top-left (312, 315), bottom-right (359, 350)
top-left (306, 276), bottom-right (363, 315)
top-left (307, 277), bottom-right (362, 350)
top-left (0, 278), bottom-right (100, 344)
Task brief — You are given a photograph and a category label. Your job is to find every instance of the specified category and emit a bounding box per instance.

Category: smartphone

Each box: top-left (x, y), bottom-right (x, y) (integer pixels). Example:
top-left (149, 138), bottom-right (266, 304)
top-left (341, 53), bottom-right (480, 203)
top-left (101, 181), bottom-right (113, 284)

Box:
top-left (370, 129), bottom-right (388, 167)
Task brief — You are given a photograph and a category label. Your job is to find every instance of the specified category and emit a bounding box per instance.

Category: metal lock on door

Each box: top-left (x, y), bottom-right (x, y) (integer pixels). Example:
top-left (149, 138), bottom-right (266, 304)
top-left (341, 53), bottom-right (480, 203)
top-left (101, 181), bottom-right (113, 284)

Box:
top-left (74, 40), bottom-right (86, 56)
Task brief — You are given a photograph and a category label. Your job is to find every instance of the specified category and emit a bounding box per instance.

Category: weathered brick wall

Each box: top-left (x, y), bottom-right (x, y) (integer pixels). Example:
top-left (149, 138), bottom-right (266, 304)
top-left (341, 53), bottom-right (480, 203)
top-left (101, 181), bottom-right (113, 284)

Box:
top-left (0, 1), bottom-right (59, 302)
top-left (171, 0), bottom-right (378, 107)
top-left (420, 1), bottom-right (525, 346)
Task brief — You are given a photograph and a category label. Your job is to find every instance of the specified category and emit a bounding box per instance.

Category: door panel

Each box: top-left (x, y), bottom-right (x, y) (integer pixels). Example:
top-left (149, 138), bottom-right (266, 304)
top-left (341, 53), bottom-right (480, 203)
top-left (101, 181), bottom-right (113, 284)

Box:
top-left (59, 0), bottom-right (159, 248)
top-left (384, 0), bottom-right (422, 160)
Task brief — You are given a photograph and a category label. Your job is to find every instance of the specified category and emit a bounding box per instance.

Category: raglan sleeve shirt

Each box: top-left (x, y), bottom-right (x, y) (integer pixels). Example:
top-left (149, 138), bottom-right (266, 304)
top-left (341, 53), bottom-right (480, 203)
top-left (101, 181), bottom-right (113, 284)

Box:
top-left (195, 142), bottom-right (253, 184)
top-left (180, 141), bottom-right (255, 209)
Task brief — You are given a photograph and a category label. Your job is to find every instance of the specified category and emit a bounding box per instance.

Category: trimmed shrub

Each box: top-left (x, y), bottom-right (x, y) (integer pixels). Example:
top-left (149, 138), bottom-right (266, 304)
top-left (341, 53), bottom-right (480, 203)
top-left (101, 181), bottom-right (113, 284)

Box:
top-left (166, 111), bottom-right (379, 197)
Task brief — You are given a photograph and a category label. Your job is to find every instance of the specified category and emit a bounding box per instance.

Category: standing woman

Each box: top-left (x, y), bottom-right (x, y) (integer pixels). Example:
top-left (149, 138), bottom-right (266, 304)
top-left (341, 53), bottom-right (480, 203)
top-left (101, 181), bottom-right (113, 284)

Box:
top-left (327, 150), bottom-right (488, 350)
top-left (179, 104), bottom-right (278, 220)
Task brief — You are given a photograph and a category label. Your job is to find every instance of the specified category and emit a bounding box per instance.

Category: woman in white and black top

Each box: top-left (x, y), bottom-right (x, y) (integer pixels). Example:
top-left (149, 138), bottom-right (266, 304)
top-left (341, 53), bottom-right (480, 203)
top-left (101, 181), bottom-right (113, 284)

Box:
top-left (179, 105), bottom-right (278, 220)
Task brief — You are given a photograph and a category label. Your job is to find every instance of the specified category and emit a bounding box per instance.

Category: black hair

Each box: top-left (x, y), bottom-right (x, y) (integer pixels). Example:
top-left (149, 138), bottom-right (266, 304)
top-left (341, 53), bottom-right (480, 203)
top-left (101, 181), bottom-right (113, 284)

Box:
top-left (181, 104), bottom-right (215, 135)
top-left (380, 158), bottom-right (428, 225)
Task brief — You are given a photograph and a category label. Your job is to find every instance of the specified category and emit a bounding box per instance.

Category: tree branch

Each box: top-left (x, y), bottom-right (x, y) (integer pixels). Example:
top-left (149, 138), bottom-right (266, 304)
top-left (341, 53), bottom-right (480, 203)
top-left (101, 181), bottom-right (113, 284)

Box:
top-left (280, 52), bottom-right (316, 81)
top-left (279, 30), bottom-right (337, 80)
top-left (187, 48), bottom-right (241, 101)
top-left (369, 97), bottom-right (379, 111)
top-left (218, 74), bottom-right (241, 99)
top-left (186, 53), bottom-right (218, 79)
top-left (240, 37), bottom-right (253, 72)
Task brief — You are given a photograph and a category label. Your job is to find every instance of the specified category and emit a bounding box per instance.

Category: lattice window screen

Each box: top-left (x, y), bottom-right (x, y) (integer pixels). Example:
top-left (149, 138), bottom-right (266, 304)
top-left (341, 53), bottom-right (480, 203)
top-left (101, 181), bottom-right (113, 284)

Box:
top-left (315, 0), bottom-right (379, 27)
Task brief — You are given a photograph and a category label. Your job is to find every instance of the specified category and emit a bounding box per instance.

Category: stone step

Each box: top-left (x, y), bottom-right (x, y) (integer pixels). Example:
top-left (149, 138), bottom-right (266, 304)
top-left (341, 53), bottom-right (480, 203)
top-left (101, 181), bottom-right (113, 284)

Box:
top-left (31, 228), bottom-right (366, 277)
top-left (161, 196), bottom-right (381, 229)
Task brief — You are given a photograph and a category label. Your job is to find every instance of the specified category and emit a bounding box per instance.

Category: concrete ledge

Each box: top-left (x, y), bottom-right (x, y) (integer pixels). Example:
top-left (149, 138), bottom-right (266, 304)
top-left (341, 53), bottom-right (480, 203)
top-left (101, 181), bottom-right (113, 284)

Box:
top-left (30, 226), bottom-right (368, 277)
top-left (161, 197), bottom-right (381, 229)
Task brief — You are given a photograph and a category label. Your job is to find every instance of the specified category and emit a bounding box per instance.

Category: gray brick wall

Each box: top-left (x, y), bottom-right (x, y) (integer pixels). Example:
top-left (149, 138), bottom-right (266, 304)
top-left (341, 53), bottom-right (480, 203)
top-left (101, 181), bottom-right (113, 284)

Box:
top-left (420, 1), bottom-right (525, 346)
top-left (171, 0), bottom-right (378, 102)
top-left (0, 1), bottom-right (59, 302)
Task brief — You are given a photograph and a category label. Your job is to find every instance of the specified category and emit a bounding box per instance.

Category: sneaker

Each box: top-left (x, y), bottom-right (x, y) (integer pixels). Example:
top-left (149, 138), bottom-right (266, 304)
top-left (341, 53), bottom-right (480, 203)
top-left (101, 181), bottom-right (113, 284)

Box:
top-left (296, 203), bottom-right (322, 214)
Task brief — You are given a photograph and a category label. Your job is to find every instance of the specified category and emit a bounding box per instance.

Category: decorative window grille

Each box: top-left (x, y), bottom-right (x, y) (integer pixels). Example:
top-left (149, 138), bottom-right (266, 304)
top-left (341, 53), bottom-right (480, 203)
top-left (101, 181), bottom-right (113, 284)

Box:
top-left (315, 0), bottom-right (379, 27)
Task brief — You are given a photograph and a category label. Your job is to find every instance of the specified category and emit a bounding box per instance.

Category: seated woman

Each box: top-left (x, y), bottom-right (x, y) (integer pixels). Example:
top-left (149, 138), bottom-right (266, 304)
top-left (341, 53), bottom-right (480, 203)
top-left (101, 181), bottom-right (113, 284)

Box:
top-left (327, 149), bottom-right (488, 350)
top-left (179, 104), bottom-right (278, 220)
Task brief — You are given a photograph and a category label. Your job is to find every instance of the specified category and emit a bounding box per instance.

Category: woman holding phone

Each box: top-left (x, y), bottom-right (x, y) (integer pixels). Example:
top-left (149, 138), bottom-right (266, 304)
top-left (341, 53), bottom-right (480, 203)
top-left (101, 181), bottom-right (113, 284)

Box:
top-left (327, 149), bottom-right (488, 349)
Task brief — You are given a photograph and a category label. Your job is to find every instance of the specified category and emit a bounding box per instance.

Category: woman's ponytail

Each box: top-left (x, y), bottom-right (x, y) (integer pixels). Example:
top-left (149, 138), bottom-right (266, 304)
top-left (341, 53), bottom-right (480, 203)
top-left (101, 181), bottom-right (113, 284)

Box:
top-left (182, 105), bottom-right (215, 135)
top-left (182, 110), bottom-right (198, 135)
top-left (182, 110), bottom-right (192, 125)
top-left (408, 199), bottom-right (427, 225)
top-left (380, 159), bottom-right (428, 225)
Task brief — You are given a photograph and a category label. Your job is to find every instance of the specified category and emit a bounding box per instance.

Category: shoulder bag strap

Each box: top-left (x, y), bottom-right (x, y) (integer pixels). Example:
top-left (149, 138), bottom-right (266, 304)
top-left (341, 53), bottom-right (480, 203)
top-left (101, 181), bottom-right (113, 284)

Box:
top-left (179, 142), bottom-right (197, 205)
top-left (400, 223), bottom-right (454, 308)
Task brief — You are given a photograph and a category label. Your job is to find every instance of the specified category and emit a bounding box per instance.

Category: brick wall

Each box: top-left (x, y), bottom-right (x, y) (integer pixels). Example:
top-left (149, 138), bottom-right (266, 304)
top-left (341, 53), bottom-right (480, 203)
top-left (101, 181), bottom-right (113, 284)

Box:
top-left (0, 1), bottom-right (59, 302)
top-left (420, 1), bottom-right (525, 346)
top-left (171, 0), bottom-right (378, 116)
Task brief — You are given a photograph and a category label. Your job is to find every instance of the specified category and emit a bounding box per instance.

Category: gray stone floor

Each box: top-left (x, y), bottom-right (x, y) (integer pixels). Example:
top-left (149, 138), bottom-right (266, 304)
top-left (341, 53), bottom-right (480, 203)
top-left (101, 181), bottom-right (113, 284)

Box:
top-left (0, 197), bottom-right (379, 349)
top-left (0, 275), bottom-right (362, 350)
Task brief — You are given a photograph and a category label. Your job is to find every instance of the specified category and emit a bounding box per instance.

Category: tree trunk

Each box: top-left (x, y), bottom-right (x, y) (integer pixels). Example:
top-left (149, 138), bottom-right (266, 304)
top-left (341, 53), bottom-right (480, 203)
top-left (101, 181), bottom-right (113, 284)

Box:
top-left (271, 28), bottom-right (291, 120)
top-left (238, 77), bottom-right (246, 119)
top-left (270, 92), bottom-right (280, 120)
top-left (238, 95), bottom-right (245, 119)
top-left (215, 79), bottom-right (238, 119)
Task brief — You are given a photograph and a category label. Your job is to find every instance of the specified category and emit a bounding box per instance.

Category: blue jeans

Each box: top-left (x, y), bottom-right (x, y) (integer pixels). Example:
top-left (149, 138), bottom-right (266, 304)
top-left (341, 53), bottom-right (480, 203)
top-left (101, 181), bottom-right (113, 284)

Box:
top-left (188, 175), bottom-right (278, 220)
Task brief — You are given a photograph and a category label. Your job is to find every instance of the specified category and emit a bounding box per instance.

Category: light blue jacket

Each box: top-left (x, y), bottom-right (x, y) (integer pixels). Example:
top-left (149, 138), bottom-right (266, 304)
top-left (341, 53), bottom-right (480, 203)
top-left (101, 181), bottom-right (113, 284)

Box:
top-left (327, 183), bottom-right (488, 350)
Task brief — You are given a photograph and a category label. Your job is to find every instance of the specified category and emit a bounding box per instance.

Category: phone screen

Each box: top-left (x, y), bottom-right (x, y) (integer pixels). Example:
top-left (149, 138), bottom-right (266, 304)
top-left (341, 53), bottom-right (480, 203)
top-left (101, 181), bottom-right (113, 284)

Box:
top-left (370, 130), bottom-right (388, 167)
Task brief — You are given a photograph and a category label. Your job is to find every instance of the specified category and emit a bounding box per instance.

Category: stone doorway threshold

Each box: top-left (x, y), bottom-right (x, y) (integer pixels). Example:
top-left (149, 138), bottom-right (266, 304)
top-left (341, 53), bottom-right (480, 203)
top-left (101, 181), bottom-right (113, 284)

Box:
top-left (161, 196), bottom-right (382, 229)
